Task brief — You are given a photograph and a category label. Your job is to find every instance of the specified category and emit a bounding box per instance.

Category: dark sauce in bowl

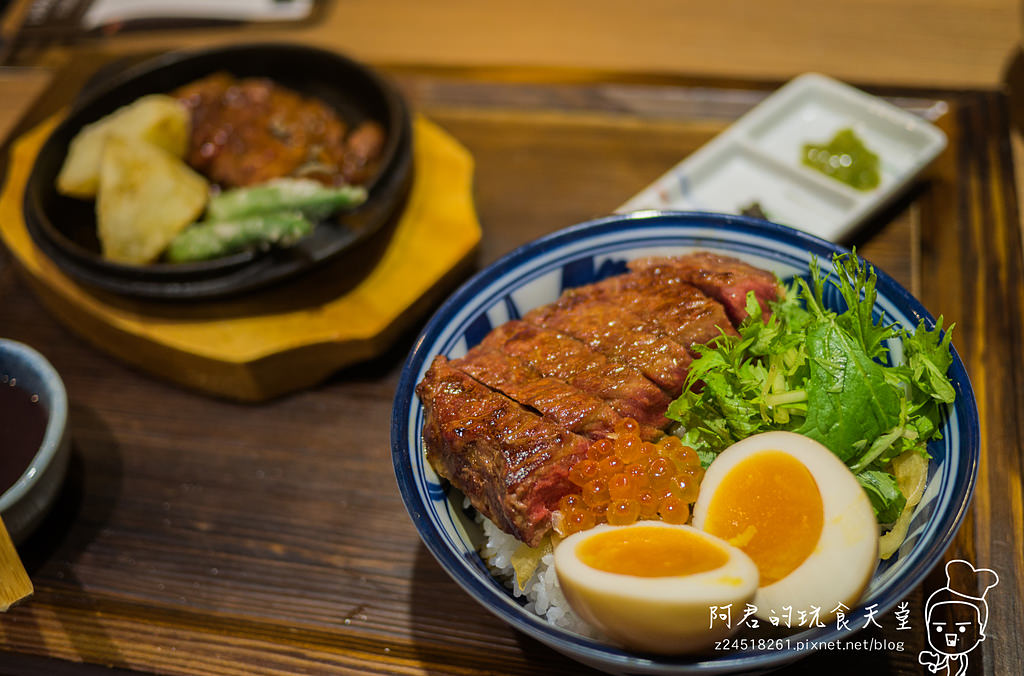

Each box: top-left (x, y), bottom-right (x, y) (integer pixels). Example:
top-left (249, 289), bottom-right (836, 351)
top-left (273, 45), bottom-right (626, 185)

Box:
top-left (0, 378), bottom-right (48, 493)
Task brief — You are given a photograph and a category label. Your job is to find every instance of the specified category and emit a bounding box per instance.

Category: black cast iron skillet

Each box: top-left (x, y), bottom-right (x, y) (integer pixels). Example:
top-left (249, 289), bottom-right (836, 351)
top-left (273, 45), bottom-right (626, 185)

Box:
top-left (24, 43), bottom-right (412, 300)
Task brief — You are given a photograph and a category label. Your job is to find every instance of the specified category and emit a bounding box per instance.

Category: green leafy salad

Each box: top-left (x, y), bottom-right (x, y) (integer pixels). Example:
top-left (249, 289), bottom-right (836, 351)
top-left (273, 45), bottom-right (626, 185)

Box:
top-left (667, 252), bottom-right (955, 545)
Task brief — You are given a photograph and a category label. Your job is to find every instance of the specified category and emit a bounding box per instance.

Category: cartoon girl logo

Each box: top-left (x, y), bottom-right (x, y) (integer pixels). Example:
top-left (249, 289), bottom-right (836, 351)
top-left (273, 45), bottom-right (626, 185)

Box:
top-left (919, 559), bottom-right (999, 676)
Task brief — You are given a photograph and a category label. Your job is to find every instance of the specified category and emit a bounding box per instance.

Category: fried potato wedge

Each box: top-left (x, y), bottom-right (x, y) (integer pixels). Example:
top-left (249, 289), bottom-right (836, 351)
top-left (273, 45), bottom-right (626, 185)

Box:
top-left (57, 94), bottom-right (190, 198)
top-left (97, 137), bottom-right (208, 264)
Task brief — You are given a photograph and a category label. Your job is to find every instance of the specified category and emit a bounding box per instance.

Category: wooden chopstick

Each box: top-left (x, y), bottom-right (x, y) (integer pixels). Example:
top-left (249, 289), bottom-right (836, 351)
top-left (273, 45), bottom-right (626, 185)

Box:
top-left (0, 517), bottom-right (32, 611)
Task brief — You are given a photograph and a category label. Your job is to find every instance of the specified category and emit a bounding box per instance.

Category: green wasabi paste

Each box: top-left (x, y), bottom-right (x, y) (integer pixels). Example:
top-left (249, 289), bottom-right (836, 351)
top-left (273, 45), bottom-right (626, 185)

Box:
top-left (802, 128), bottom-right (880, 191)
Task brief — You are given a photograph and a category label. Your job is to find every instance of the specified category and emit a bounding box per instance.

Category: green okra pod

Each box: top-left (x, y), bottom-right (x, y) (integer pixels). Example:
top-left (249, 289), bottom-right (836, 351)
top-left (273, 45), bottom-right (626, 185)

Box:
top-left (207, 178), bottom-right (367, 222)
top-left (166, 211), bottom-right (314, 262)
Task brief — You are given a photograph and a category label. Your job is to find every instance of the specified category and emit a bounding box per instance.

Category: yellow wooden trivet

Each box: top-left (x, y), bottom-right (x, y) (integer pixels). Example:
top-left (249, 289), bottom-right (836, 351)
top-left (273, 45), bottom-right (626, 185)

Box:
top-left (0, 116), bottom-right (481, 400)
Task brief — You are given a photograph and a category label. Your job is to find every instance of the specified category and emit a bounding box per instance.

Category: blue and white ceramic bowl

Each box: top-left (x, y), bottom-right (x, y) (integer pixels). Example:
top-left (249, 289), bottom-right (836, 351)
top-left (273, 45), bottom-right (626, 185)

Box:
top-left (391, 211), bottom-right (979, 674)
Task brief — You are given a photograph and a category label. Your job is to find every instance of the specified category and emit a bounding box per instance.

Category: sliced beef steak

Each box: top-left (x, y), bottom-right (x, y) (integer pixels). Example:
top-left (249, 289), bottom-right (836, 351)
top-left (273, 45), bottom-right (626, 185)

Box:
top-left (417, 356), bottom-right (588, 546)
top-left (453, 347), bottom-right (624, 440)
top-left (575, 270), bottom-right (738, 352)
top-left (482, 320), bottom-right (670, 433)
top-left (414, 252), bottom-right (783, 546)
top-left (628, 252), bottom-right (780, 324)
top-left (524, 295), bottom-right (692, 397)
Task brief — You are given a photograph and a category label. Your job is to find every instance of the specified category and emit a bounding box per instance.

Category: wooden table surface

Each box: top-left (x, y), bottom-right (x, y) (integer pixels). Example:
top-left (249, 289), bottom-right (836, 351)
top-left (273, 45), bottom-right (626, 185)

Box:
top-left (0, 5), bottom-right (1023, 675)
top-left (2, 0), bottom-right (1020, 88)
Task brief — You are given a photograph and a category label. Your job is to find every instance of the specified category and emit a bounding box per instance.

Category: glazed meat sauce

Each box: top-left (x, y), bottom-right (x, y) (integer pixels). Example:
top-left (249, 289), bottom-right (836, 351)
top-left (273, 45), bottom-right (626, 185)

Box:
top-left (416, 253), bottom-right (781, 546)
top-left (174, 73), bottom-right (386, 188)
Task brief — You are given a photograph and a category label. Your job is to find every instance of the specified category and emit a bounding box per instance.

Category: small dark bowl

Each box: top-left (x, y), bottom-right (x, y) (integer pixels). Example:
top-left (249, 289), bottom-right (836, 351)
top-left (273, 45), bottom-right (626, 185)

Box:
top-left (0, 339), bottom-right (71, 544)
top-left (24, 43), bottom-right (412, 300)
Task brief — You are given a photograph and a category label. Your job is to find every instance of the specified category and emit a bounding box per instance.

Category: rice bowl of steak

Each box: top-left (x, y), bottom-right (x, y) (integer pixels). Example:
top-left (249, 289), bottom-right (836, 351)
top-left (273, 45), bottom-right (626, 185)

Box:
top-left (392, 211), bottom-right (978, 675)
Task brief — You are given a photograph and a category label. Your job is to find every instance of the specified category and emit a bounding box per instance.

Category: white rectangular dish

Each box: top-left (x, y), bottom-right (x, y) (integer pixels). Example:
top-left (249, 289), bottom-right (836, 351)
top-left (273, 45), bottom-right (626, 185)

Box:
top-left (617, 73), bottom-right (948, 242)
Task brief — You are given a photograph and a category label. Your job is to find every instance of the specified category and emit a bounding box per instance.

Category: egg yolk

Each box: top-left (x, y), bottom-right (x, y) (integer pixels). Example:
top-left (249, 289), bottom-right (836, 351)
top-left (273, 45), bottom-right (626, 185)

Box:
top-left (578, 526), bottom-right (729, 577)
top-left (702, 451), bottom-right (823, 585)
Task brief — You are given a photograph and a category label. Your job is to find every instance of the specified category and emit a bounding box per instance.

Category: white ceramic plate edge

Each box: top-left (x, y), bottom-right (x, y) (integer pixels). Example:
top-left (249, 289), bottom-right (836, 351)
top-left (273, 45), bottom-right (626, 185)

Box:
top-left (617, 73), bottom-right (948, 242)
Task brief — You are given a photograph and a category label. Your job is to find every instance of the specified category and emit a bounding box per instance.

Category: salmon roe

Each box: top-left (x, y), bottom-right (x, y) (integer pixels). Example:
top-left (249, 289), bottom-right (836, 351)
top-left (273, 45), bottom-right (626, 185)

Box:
top-left (554, 418), bottom-right (705, 537)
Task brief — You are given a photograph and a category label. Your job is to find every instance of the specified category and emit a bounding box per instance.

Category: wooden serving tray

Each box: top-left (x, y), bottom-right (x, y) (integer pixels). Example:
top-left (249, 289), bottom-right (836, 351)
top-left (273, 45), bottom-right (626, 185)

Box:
top-left (0, 115), bottom-right (481, 401)
top-left (0, 67), bottom-right (1020, 676)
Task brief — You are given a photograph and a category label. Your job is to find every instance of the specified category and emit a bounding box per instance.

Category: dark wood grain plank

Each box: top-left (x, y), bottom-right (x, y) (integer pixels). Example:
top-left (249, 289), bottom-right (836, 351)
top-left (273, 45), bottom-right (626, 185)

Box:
top-left (936, 91), bottom-right (1024, 676)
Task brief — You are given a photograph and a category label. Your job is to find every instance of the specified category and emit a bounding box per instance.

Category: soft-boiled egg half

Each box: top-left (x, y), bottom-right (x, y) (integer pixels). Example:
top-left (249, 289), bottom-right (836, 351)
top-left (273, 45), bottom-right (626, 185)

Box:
top-left (691, 431), bottom-right (878, 621)
top-left (553, 521), bottom-right (759, 654)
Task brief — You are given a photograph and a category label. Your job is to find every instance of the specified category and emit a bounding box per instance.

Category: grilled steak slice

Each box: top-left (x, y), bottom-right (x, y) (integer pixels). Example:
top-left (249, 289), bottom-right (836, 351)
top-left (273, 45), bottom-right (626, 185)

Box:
top-left (417, 356), bottom-right (588, 546)
top-left (574, 271), bottom-right (738, 352)
top-left (453, 347), bottom-right (625, 440)
top-left (628, 253), bottom-right (780, 325)
top-left (524, 296), bottom-right (692, 397)
top-left (481, 320), bottom-right (670, 432)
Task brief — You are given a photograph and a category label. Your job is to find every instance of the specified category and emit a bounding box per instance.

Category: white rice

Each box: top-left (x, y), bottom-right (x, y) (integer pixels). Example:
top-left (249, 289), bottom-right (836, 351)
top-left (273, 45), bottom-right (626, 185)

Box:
top-left (476, 512), bottom-right (599, 638)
